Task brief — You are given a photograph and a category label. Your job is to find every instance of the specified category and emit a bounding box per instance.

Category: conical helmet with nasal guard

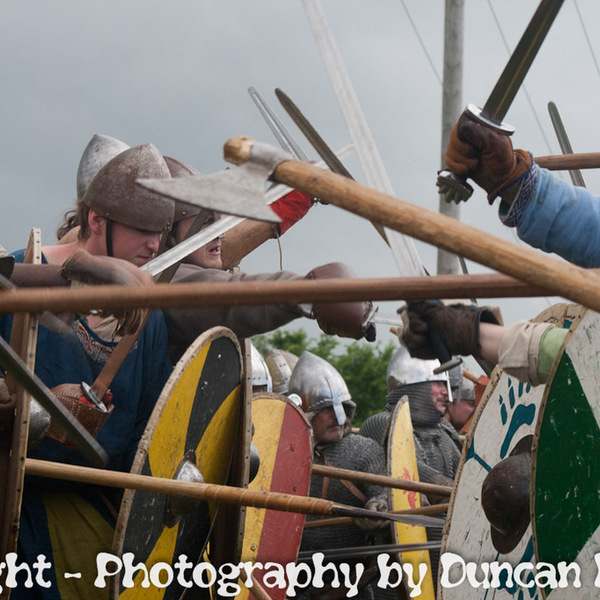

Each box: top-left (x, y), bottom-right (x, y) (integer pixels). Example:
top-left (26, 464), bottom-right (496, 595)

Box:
top-left (288, 351), bottom-right (355, 425)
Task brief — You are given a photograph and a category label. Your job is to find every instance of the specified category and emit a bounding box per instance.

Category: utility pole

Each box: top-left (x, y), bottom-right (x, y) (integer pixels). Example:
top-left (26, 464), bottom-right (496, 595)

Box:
top-left (437, 0), bottom-right (464, 275)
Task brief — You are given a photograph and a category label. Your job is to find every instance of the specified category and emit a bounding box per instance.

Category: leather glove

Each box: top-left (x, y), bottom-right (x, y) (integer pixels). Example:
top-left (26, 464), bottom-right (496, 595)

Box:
top-left (270, 190), bottom-right (314, 235)
top-left (400, 301), bottom-right (501, 360)
top-left (445, 114), bottom-right (532, 202)
top-left (46, 383), bottom-right (114, 445)
top-left (354, 497), bottom-right (388, 531)
top-left (61, 248), bottom-right (154, 336)
top-left (304, 262), bottom-right (376, 342)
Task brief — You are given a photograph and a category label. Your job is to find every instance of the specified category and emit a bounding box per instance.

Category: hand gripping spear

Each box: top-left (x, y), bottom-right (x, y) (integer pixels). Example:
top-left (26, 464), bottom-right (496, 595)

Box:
top-left (437, 0), bottom-right (565, 203)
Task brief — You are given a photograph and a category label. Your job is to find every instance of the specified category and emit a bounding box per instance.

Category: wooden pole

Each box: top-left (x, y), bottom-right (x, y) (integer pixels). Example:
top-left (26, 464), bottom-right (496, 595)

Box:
top-left (438, 0), bottom-right (464, 275)
top-left (24, 458), bottom-right (332, 515)
top-left (535, 152), bottom-right (600, 171)
top-left (312, 464), bottom-right (452, 497)
top-left (224, 137), bottom-right (600, 315)
top-left (23, 459), bottom-right (439, 528)
top-left (0, 270), bottom-right (588, 315)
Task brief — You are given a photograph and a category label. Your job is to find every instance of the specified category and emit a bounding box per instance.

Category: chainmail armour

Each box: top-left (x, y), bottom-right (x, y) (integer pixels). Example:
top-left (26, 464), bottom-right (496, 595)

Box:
top-left (389, 384), bottom-right (462, 480)
top-left (300, 433), bottom-right (388, 600)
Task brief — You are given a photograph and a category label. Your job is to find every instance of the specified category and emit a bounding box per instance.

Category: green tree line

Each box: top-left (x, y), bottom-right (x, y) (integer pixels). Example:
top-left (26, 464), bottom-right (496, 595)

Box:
top-left (252, 329), bottom-right (396, 426)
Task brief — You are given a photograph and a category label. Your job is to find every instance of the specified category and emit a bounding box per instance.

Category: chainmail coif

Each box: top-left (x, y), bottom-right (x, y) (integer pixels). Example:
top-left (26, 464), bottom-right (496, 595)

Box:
top-left (388, 383), bottom-right (461, 480)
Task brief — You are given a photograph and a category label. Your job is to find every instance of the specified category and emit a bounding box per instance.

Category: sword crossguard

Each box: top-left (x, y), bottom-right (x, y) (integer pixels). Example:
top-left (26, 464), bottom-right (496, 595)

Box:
top-left (465, 104), bottom-right (516, 136)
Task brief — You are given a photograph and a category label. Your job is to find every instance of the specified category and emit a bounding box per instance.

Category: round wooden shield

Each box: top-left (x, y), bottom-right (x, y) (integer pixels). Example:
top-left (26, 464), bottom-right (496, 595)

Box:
top-left (533, 307), bottom-right (600, 599)
top-left (208, 338), bottom-right (253, 578)
top-left (0, 228), bottom-right (42, 561)
top-left (237, 393), bottom-right (312, 600)
top-left (112, 326), bottom-right (243, 600)
top-left (387, 394), bottom-right (435, 600)
top-left (440, 304), bottom-right (581, 600)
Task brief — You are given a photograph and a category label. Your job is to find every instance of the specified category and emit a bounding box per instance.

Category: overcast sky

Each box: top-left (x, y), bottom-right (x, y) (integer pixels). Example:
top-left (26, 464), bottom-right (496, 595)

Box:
top-left (1, 0), bottom-right (599, 353)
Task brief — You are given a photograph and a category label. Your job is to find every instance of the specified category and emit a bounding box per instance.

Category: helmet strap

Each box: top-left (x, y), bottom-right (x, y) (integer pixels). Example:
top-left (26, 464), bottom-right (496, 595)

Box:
top-left (105, 218), bottom-right (114, 257)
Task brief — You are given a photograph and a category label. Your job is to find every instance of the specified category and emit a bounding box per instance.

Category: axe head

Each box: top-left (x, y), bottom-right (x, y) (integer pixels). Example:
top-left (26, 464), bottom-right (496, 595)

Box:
top-left (137, 162), bottom-right (281, 223)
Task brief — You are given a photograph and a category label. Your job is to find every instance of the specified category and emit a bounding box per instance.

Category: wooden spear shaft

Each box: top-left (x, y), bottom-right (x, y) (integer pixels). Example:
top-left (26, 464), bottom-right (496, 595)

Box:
top-left (0, 270), bottom-right (590, 315)
top-left (535, 152), bottom-right (600, 171)
top-left (23, 459), bottom-right (439, 527)
top-left (312, 464), bottom-right (452, 497)
top-left (224, 137), bottom-right (600, 314)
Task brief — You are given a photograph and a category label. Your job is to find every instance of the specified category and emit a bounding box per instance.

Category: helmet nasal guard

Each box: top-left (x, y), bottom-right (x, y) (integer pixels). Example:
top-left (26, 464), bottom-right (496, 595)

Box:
top-left (288, 351), bottom-right (354, 426)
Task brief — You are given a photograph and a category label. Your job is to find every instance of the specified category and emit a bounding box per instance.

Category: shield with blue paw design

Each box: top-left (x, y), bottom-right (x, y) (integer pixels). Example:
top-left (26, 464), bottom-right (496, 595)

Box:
top-left (440, 304), bottom-right (581, 600)
top-left (533, 308), bottom-right (600, 599)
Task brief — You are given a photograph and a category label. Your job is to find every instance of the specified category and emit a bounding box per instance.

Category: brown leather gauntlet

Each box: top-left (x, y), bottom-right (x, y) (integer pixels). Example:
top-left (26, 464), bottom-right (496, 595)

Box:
top-left (46, 383), bottom-right (114, 445)
top-left (304, 262), bottom-right (376, 341)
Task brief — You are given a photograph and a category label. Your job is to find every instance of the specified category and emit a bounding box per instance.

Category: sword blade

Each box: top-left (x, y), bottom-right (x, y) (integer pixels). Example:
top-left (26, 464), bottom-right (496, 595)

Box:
top-left (482, 0), bottom-right (565, 123)
top-left (275, 87), bottom-right (394, 248)
top-left (547, 101), bottom-right (586, 187)
top-left (439, 0), bottom-right (565, 202)
top-left (297, 540), bottom-right (441, 562)
top-left (275, 87), bottom-right (354, 180)
top-left (248, 86), bottom-right (311, 161)
top-left (141, 182), bottom-right (294, 277)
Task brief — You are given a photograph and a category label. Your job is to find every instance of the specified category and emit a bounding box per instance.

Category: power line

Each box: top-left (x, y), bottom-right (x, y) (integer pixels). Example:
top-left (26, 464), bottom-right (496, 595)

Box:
top-left (573, 0), bottom-right (600, 82)
top-left (399, 0), bottom-right (442, 85)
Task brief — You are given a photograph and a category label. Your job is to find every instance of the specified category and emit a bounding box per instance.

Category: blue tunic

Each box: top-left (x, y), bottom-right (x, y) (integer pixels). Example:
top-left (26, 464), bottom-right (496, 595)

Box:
top-left (2, 249), bottom-right (172, 599)
top-left (499, 163), bottom-right (600, 268)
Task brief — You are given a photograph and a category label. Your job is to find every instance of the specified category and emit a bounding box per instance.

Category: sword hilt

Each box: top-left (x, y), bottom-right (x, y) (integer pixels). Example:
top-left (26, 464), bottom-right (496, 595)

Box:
top-left (437, 104), bottom-right (515, 204)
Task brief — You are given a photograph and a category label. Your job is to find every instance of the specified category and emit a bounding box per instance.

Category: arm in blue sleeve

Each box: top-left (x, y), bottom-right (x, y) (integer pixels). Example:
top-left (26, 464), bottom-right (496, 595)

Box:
top-left (499, 166), bottom-right (600, 268)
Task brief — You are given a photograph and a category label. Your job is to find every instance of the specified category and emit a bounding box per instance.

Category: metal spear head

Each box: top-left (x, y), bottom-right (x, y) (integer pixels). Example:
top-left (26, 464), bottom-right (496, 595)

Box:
top-left (136, 144), bottom-right (291, 223)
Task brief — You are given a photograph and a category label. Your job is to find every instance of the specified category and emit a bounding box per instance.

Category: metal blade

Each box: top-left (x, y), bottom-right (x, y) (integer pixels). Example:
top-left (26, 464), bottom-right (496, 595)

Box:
top-left (137, 163), bottom-right (283, 224)
top-left (275, 87), bottom-right (389, 245)
top-left (333, 503), bottom-right (445, 528)
top-left (297, 540), bottom-right (441, 562)
top-left (142, 215), bottom-right (242, 277)
top-left (276, 87), bottom-right (353, 180)
top-left (142, 182), bottom-right (294, 277)
top-left (248, 86), bottom-right (311, 161)
top-left (548, 101), bottom-right (586, 187)
top-left (0, 334), bottom-right (108, 466)
top-left (481, 0), bottom-right (565, 124)
top-left (439, 0), bottom-right (565, 202)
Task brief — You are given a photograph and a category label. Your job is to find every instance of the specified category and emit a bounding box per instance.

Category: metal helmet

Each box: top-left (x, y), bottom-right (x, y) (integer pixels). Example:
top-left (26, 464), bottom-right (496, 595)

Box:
top-left (386, 345), bottom-right (451, 400)
top-left (0, 243), bottom-right (15, 279)
top-left (250, 344), bottom-right (272, 392)
top-left (82, 143), bottom-right (174, 233)
top-left (76, 134), bottom-right (130, 200)
top-left (288, 351), bottom-right (354, 426)
top-left (163, 156), bottom-right (204, 222)
top-left (448, 363), bottom-right (463, 401)
top-left (264, 348), bottom-right (298, 394)
top-left (460, 377), bottom-right (476, 402)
